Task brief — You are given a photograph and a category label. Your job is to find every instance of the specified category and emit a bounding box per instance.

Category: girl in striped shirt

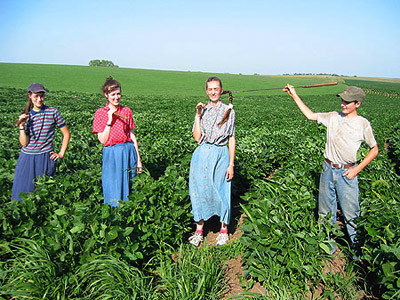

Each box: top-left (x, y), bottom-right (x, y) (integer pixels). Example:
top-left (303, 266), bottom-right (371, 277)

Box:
top-left (12, 83), bottom-right (70, 201)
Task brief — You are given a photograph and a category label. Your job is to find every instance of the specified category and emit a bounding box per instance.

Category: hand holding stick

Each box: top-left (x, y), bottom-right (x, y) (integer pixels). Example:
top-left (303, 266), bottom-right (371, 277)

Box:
top-left (108, 110), bottom-right (127, 120)
top-left (16, 113), bottom-right (29, 127)
top-left (282, 84), bottom-right (299, 98)
top-left (196, 103), bottom-right (206, 116)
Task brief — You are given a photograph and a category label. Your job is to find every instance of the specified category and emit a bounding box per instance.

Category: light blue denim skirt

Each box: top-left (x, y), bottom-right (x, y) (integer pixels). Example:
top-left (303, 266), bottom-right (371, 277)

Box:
top-left (102, 142), bottom-right (137, 207)
top-left (189, 143), bottom-right (231, 224)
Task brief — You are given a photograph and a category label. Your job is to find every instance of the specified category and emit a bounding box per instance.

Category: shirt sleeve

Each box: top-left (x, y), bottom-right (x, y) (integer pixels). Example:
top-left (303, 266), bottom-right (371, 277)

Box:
top-left (92, 108), bottom-right (107, 133)
top-left (127, 108), bottom-right (136, 130)
top-left (317, 111), bottom-right (337, 127)
top-left (54, 109), bottom-right (66, 128)
top-left (363, 121), bottom-right (377, 148)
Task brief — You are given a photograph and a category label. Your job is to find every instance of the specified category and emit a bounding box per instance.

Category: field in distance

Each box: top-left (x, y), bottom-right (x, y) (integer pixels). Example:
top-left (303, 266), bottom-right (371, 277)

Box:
top-left (1, 62), bottom-right (346, 97)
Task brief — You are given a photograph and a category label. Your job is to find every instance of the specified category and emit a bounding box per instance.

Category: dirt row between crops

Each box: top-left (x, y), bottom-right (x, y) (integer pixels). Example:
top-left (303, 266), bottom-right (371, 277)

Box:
top-left (193, 165), bottom-right (368, 299)
top-left (200, 212), bottom-right (265, 299)
top-left (201, 208), bottom-right (367, 299)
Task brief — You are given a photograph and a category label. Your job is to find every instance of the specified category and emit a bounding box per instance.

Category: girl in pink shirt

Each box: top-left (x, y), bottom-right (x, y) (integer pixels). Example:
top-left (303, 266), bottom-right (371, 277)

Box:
top-left (92, 77), bottom-right (142, 206)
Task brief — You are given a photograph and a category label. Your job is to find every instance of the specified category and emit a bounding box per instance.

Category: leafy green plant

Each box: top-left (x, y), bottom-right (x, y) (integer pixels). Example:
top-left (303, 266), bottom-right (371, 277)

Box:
top-left (73, 255), bottom-right (155, 300)
top-left (155, 244), bottom-right (226, 300)
top-left (1, 80), bottom-right (400, 299)
top-left (0, 238), bottom-right (75, 299)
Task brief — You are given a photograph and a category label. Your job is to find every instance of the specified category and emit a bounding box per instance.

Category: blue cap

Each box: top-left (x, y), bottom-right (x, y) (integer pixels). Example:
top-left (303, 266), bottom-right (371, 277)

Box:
top-left (27, 83), bottom-right (47, 94)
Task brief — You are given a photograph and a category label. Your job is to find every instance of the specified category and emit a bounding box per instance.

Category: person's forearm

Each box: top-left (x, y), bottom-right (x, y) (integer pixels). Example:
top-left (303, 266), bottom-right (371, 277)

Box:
top-left (228, 136), bottom-right (236, 165)
top-left (98, 125), bottom-right (111, 144)
top-left (58, 126), bottom-right (70, 158)
top-left (353, 145), bottom-right (379, 175)
top-left (130, 131), bottom-right (141, 162)
top-left (19, 126), bottom-right (29, 146)
top-left (193, 115), bottom-right (202, 141)
top-left (225, 136), bottom-right (236, 181)
top-left (344, 145), bottom-right (379, 179)
top-left (292, 95), bottom-right (318, 121)
top-left (98, 112), bottom-right (114, 145)
top-left (284, 85), bottom-right (317, 121)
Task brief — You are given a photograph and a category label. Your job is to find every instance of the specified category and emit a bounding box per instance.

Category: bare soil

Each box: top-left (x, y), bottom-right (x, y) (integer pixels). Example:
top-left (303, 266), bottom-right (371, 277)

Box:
top-left (196, 213), bottom-right (265, 299)
top-left (187, 192), bottom-right (370, 299)
top-left (201, 209), bottom-right (369, 299)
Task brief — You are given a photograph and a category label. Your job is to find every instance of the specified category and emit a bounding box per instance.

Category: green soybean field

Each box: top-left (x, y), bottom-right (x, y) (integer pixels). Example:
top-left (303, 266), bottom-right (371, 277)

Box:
top-left (0, 63), bottom-right (399, 299)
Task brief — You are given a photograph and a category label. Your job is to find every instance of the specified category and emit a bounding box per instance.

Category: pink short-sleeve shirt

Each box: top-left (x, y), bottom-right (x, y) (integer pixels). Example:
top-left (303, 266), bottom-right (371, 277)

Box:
top-left (92, 103), bottom-right (136, 147)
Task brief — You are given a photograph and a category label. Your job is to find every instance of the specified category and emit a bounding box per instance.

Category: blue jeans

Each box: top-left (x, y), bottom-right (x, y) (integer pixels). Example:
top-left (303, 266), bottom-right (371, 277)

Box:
top-left (318, 160), bottom-right (360, 246)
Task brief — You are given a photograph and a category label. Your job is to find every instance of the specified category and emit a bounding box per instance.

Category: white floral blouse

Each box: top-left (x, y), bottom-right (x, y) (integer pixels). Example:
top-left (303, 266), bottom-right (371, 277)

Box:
top-left (194, 101), bottom-right (235, 146)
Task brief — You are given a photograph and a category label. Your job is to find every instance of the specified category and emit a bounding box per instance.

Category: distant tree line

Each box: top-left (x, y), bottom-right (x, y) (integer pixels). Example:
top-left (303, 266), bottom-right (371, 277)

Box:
top-left (282, 73), bottom-right (357, 77)
top-left (89, 60), bottom-right (119, 68)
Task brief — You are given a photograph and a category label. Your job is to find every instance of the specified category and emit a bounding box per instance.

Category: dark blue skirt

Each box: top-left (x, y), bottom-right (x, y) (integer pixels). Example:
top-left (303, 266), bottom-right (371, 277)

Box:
top-left (11, 151), bottom-right (56, 201)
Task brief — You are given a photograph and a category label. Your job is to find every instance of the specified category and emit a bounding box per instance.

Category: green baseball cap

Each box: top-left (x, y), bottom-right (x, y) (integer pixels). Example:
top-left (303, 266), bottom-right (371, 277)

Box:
top-left (337, 86), bottom-right (365, 103)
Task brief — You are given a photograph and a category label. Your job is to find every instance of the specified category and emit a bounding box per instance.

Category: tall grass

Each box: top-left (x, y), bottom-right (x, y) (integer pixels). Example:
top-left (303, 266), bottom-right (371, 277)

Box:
top-left (0, 238), bottom-right (74, 299)
top-left (73, 255), bottom-right (155, 300)
top-left (155, 244), bottom-right (226, 300)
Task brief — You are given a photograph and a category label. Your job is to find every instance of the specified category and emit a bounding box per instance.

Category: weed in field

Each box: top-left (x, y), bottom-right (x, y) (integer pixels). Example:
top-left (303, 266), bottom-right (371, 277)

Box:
top-left (155, 244), bottom-right (226, 300)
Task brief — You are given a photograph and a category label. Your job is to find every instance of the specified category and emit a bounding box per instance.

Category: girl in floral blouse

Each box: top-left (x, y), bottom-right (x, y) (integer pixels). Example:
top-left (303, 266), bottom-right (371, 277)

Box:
top-left (188, 77), bottom-right (236, 246)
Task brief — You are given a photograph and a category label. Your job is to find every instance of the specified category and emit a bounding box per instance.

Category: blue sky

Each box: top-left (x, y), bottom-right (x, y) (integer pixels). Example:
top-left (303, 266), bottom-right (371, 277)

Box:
top-left (1, 0), bottom-right (399, 78)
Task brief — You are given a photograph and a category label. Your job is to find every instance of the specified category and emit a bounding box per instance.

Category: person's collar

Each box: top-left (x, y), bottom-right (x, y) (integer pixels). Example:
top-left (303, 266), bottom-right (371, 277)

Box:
top-left (31, 105), bottom-right (47, 114)
top-left (105, 102), bottom-right (120, 110)
top-left (207, 100), bottom-right (222, 108)
top-left (339, 111), bottom-right (359, 119)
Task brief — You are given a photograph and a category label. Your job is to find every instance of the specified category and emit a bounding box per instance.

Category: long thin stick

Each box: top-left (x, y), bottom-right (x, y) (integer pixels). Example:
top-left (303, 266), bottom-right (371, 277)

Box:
top-left (232, 81), bottom-right (338, 93)
top-left (74, 96), bottom-right (128, 119)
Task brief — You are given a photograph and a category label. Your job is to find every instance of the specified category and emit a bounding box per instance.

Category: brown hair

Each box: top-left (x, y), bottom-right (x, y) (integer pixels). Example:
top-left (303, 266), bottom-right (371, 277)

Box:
top-left (101, 76), bottom-right (121, 95)
top-left (15, 92), bottom-right (44, 127)
top-left (205, 76), bottom-right (223, 90)
top-left (218, 90), bottom-right (233, 126)
top-left (205, 77), bottom-right (233, 127)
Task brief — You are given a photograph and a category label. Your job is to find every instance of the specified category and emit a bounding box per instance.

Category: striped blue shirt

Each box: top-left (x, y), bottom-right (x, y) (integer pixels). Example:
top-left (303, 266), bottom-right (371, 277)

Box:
top-left (21, 105), bottom-right (66, 154)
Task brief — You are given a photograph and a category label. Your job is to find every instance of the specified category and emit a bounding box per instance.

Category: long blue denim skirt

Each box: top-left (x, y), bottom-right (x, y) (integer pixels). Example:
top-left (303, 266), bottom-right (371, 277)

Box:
top-left (102, 142), bottom-right (137, 207)
top-left (11, 151), bottom-right (56, 201)
top-left (189, 143), bottom-right (231, 224)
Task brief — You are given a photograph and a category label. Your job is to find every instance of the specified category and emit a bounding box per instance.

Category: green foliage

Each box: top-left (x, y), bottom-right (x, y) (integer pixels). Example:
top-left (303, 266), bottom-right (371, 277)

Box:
top-left (239, 175), bottom-right (333, 296)
top-left (0, 74), bottom-right (400, 299)
top-left (0, 62), bottom-right (344, 97)
top-left (358, 179), bottom-right (400, 299)
top-left (73, 255), bottom-right (155, 299)
top-left (155, 244), bottom-right (226, 300)
top-left (0, 238), bottom-right (75, 299)
top-left (236, 91), bottom-right (400, 298)
top-left (0, 239), bottom-right (155, 299)
top-left (344, 78), bottom-right (400, 94)
top-left (89, 59), bottom-right (119, 68)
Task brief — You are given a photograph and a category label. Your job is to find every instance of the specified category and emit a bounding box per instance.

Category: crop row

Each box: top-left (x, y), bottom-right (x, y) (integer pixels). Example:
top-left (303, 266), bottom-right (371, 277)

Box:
top-left (0, 86), bottom-right (400, 299)
top-left (237, 89), bottom-right (400, 298)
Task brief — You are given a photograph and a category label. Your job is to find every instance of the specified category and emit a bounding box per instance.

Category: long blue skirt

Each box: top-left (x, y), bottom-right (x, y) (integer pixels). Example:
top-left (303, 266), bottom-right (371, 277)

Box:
top-left (189, 143), bottom-right (231, 224)
top-left (102, 142), bottom-right (137, 207)
top-left (11, 151), bottom-right (56, 201)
